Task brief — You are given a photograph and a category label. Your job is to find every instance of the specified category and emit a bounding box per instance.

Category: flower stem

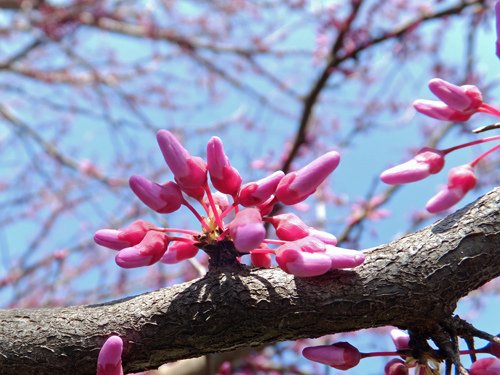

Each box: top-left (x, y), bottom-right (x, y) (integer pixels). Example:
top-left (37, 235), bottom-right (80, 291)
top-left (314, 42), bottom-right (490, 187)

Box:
top-left (182, 198), bottom-right (212, 232)
top-left (442, 135), bottom-right (500, 154)
top-left (204, 185), bottom-right (224, 229)
top-left (469, 143), bottom-right (500, 168)
top-left (478, 103), bottom-right (500, 117)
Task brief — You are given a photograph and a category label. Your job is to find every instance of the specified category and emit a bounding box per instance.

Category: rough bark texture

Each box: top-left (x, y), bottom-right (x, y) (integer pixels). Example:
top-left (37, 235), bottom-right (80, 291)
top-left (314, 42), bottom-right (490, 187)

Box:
top-left (0, 188), bottom-right (498, 374)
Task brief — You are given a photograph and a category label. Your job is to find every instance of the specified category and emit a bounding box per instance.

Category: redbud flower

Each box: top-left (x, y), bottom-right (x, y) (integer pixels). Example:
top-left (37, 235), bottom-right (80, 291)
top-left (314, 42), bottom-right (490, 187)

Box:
top-left (413, 100), bottom-right (472, 122)
top-left (97, 336), bottom-right (123, 375)
top-left (156, 130), bottom-right (207, 199)
top-left (325, 245), bottom-right (365, 269)
top-left (94, 220), bottom-right (156, 250)
top-left (390, 329), bottom-right (410, 351)
top-left (251, 248), bottom-right (272, 268)
top-left (384, 359), bottom-right (408, 375)
top-left (426, 164), bottom-right (476, 213)
top-left (207, 136), bottom-right (242, 196)
top-left (275, 237), bottom-right (331, 277)
top-left (160, 241), bottom-right (199, 264)
top-left (238, 170), bottom-right (284, 207)
top-left (204, 191), bottom-right (230, 217)
top-left (470, 357), bottom-right (500, 375)
top-left (269, 213), bottom-right (309, 241)
top-left (275, 151), bottom-right (340, 205)
top-left (308, 228), bottom-right (337, 245)
top-left (380, 148), bottom-right (445, 184)
top-left (228, 208), bottom-right (266, 253)
top-left (302, 342), bottom-right (362, 370)
top-left (428, 78), bottom-right (482, 113)
top-left (129, 175), bottom-right (183, 214)
top-left (115, 230), bottom-right (169, 268)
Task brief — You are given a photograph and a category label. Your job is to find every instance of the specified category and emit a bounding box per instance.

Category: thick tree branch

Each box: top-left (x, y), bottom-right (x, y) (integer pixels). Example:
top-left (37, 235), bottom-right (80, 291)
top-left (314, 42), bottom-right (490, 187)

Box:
top-left (0, 188), bottom-right (498, 374)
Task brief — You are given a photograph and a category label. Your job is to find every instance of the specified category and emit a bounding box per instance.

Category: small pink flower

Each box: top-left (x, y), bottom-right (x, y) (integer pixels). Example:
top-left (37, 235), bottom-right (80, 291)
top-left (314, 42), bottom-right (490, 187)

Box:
top-left (384, 359), bottom-right (408, 375)
top-left (129, 175), bottom-right (183, 214)
top-left (94, 220), bottom-right (156, 250)
top-left (275, 151), bottom-right (340, 205)
top-left (428, 79), bottom-right (482, 113)
top-left (204, 191), bottom-right (230, 217)
top-left (325, 245), bottom-right (365, 269)
top-left (269, 213), bottom-right (309, 241)
top-left (228, 208), bottom-right (266, 253)
top-left (390, 329), bottom-right (410, 351)
top-left (238, 170), bottom-right (284, 207)
top-left (207, 136), bottom-right (242, 196)
top-left (275, 237), bottom-right (331, 277)
top-left (97, 336), bottom-right (123, 375)
top-left (380, 148), bottom-right (445, 184)
top-left (308, 228), bottom-right (338, 245)
top-left (115, 230), bottom-right (169, 268)
top-left (251, 250), bottom-right (272, 268)
top-left (426, 164), bottom-right (476, 213)
top-left (470, 357), bottom-right (500, 375)
top-left (413, 100), bottom-right (472, 122)
top-left (302, 342), bottom-right (361, 370)
top-left (160, 240), bottom-right (199, 264)
top-left (156, 130), bottom-right (207, 199)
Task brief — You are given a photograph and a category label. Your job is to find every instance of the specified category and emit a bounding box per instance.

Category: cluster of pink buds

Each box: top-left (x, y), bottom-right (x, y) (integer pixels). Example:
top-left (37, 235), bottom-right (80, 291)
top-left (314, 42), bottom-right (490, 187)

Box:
top-left (302, 329), bottom-right (500, 374)
top-left (381, 77), bottom-right (500, 213)
top-left (97, 336), bottom-right (123, 375)
top-left (94, 130), bottom-right (365, 277)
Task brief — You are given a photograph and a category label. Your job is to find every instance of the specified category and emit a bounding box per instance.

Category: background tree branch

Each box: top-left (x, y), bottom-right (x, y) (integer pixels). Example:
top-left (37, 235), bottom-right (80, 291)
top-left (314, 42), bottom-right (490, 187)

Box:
top-left (0, 187), bottom-right (497, 375)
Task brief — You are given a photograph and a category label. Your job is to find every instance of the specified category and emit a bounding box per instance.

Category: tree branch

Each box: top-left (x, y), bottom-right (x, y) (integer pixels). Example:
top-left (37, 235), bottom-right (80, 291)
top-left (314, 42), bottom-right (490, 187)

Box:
top-left (0, 188), bottom-right (498, 374)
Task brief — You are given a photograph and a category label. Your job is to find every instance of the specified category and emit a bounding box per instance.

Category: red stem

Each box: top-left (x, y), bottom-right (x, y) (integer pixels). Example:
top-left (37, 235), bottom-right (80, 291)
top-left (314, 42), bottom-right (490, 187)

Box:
top-left (442, 135), bottom-right (500, 154)
top-left (469, 143), bottom-right (500, 168)
top-left (182, 198), bottom-right (212, 232)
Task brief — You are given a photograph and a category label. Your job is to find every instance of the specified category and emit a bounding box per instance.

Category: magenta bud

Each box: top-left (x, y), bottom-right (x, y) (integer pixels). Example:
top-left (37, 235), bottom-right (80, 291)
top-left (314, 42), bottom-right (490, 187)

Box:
top-left (390, 329), bottom-right (410, 351)
top-left (307, 228), bottom-right (337, 245)
top-left (302, 342), bottom-right (361, 370)
top-left (207, 136), bottom-right (242, 196)
top-left (325, 245), bottom-right (365, 269)
top-left (228, 208), bottom-right (266, 253)
top-left (428, 78), bottom-right (481, 112)
top-left (97, 336), bottom-right (123, 375)
top-left (275, 237), bottom-right (331, 277)
top-left (380, 148), bottom-right (445, 185)
top-left (115, 231), bottom-right (168, 268)
top-left (251, 250), bottom-right (272, 268)
top-left (94, 229), bottom-right (130, 251)
top-left (94, 220), bottom-right (156, 250)
top-left (413, 99), bottom-right (472, 122)
top-left (470, 358), bottom-right (500, 375)
top-left (129, 175), bottom-right (182, 214)
top-left (270, 213), bottom-right (309, 241)
top-left (238, 170), bottom-right (285, 207)
top-left (426, 164), bottom-right (476, 213)
top-left (384, 359), bottom-right (408, 375)
top-left (156, 130), bottom-right (207, 198)
top-left (160, 240), bottom-right (199, 264)
top-left (275, 151), bottom-right (340, 205)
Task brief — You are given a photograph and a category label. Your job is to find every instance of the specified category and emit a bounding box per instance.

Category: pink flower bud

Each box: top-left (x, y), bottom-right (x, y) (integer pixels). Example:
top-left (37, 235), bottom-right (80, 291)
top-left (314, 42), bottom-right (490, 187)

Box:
top-left (380, 148), bottom-right (445, 185)
top-left (94, 220), bottom-right (156, 250)
top-left (97, 336), bottom-right (123, 375)
top-left (302, 342), bottom-right (361, 370)
top-left (269, 213), bottom-right (309, 241)
top-left (470, 358), bottom-right (500, 375)
top-left (160, 240), bottom-right (199, 264)
top-left (384, 359), bottom-right (408, 375)
top-left (207, 136), bottom-right (242, 196)
top-left (238, 170), bottom-right (285, 207)
top-left (426, 164), bottom-right (476, 213)
top-left (413, 99), bottom-right (471, 122)
top-left (115, 230), bottom-right (168, 268)
top-left (428, 79), bottom-right (482, 113)
top-left (325, 245), bottom-right (365, 269)
top-left (390, 329), bottom-right (410, 351)
top-left (275, 151), bottom-right (340, 205)
top-left (251, 250), bottom-right (272, 268)
top-left (129, 175), bottom-right (183, 214)
top-left (228, 208), bottom-right (266, 253)
top-left (156, 130), bottom-right (207, 198)
top-left (307, 228), bottom-right (337, 245)
top-left (275, 237), bottom-right (331, 277)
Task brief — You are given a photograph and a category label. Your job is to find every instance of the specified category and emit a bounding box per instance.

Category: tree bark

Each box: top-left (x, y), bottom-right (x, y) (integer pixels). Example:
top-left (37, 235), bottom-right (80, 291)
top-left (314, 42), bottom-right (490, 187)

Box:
top-left (0, 188), bottom-right (498, 375)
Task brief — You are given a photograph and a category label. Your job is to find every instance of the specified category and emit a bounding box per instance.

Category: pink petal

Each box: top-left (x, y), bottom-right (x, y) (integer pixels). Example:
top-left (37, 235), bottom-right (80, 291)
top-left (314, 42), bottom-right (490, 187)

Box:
top-left (413, 99), bottom-right (471, 122)
top-left (97, 336), bottom-right (123, 375)
top-left (470, 357), bottom-right (500, 375)
top-left (390, 329), bottom-right (410, 350)
top-left (94, 229), bottom-right (130, 250)
top-left (207, 136), bottom-right (242, 196)
top-left (228, 208), bottom-right (265, 253)
top-left (302, 342), bottom-right (361, 370)
top-left (129, 175), bottom-right (182, 214)
top-left (428, 78), bottom-right (472, 112)
top-left (160, 241), bottom-right (199, 264)
top-left (238, 170), bottom-right (285, 206)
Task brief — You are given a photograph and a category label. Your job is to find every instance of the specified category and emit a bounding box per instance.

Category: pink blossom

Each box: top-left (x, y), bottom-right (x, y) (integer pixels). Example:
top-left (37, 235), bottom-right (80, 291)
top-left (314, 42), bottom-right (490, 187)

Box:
top-left (308, 228), bottom-right (337, 245)
top-left (470, 357), bottom-right (500, 375)
top-left (324, 245), bottom-right (365, 269)
top-left (115, 230), bottom-right (169, 268)
top-left (428, 78), bottom-right (482, 113)
top-left (413, 99), bottom-right (472, 122)
top-left (129, 176), bottom-right (183, 214)
top-left (160, 241), bottom-right (199, 264)
top-left (390, 329), bottom-right (410, 351)
top-left (94, 220), bottom-right (156, 250)
top-left (228, 208), bottom-right (266, 253)
top-left (238, 170), bottom-right (284, 206)
top-left (302, 342), bottom-right (361, 370)
top-left (269, 213), bottom-right (309, 241)
top-left (380, 148), bottom-right (445, 184)
top-left (206, 136), bottom-right (242, 196)
top-left (275, 151), bottom-right (340, 205)
top-left (384, 359), bottom-right (408, 375)
top-left (156, 130), bottom-right (207, 199)
top-left (426, 164), bottom-right (476, 213)
top-left (251, 250), bottom-right (272, 268)
top-left (97, 336), bottom-right (123, 375)
top-left (275, 237), bottom-right (331, 277)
